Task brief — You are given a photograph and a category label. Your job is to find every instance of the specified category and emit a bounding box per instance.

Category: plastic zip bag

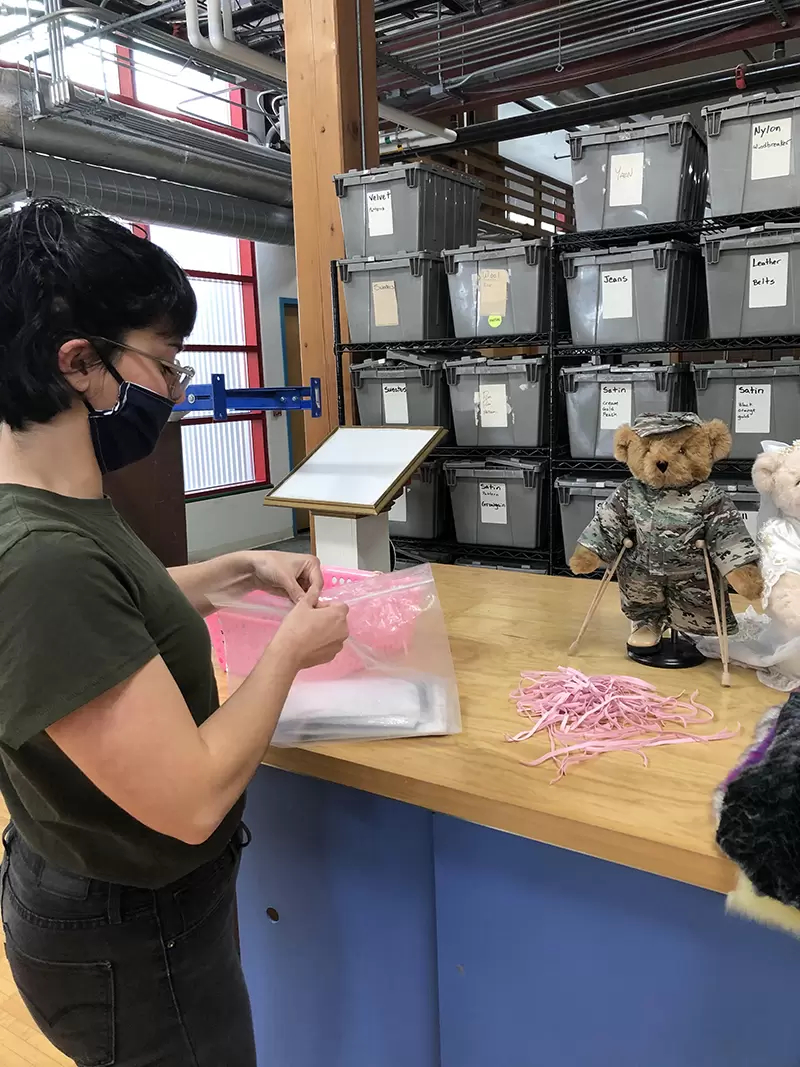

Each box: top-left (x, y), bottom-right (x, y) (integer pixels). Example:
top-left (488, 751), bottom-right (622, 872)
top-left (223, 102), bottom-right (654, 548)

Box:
top-left (208, 564), bottom-right (461, 745)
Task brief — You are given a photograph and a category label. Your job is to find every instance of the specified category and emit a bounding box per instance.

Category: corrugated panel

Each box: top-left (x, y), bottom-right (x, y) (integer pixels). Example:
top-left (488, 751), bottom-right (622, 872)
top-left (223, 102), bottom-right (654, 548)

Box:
top-left (150, 224), bottom-right (241, 275)
top-left (132, 49), bottom-right (235, 126)
top-left (181, 419), bottom-right (256, 492)
top-left (185, 349), bottom-right (251, 391)
top-left (189, 279), bottom-right (247, 346)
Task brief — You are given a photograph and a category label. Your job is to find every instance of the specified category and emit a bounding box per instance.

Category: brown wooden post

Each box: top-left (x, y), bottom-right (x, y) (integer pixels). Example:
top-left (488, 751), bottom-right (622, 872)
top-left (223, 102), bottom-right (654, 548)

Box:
top-left (284, 0), bottom-right (379, 449)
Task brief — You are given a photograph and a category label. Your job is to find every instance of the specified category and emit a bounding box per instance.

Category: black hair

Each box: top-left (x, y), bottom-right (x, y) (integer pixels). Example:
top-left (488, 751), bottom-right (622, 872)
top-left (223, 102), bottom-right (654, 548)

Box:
top-left (0, 199), bottom-right (197, 430)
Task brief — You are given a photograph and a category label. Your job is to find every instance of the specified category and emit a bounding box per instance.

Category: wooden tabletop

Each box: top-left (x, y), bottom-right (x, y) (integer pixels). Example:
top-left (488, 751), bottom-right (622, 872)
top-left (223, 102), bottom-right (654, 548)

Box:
top-left (264, 567), bottom-right (777, 893)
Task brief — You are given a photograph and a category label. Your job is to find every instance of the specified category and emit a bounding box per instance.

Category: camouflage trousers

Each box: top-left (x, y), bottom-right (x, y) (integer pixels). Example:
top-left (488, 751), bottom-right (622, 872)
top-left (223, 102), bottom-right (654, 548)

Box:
top-left (617, 563), bottom-right (737, 638)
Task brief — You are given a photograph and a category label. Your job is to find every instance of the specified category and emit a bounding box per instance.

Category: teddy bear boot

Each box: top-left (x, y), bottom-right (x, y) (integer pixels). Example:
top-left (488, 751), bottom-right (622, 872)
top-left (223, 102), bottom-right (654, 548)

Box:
top-left (627, 621), bottom-right (663, 652)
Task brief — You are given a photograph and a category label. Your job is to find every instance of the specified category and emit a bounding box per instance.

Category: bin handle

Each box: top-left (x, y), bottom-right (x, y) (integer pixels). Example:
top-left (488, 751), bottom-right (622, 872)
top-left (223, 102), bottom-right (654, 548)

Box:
top-left (410, 256), bottom-right (424, 279)
top-left (525, 243), bottom-right (542, 268)
top-left (570, 137), bottom-right (583, 161)
top-left (706, 111), bottom-right (722, 138)
top-left (694, 366), bottom-right (710, 391)
top-left (443, 253), bottom-right (456, 275)
top-left (668, 120), bottom-right (685, 148)
top-left (562, 258), bottom-right (577, 281)
top-left (705, 241), bottom-right (721, 266)
top-left (338, 261), bottom-right (351, 283)
top-left (334, 176), bottom-right (346, 198)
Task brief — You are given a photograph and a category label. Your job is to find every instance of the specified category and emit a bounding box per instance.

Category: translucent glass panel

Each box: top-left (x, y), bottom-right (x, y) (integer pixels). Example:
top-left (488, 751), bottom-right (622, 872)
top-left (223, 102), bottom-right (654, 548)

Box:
top-left (131, 49), bottom-right (236, 125)
top-left (187, 350), bottom-right (251, 391)
top-left (182, 420), bottom-right (256, 493)
top-left (188, 279), bottom-right (247, 347)
top-left (0, 16), bottom-right (120, 92)
top-left (149, 225), bottom-right (241, 275)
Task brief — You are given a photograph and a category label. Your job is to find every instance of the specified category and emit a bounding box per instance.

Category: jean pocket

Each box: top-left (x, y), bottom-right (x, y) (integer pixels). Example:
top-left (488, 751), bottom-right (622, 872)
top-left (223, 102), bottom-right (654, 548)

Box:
top-left (3, 937), bottom-right (115, 1067)
top-left (172, 841), bottom-right (238, 942)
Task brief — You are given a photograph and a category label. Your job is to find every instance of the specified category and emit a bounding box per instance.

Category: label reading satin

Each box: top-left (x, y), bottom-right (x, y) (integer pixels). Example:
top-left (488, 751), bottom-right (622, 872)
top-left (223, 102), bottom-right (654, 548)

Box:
top-left (480, 482), bottom-right (507, 525)
top-left (372, 280), bottom-right (399, 328)
top-left (739, 509), bottom-right (758, 540)
top-left (601, 269), bottom-right (633, 319)
top-left (382, 382), bottom-right (409, 424)
top-left (735, 383), bottom-right (771, 435)
top-left (749, 251), bottom-right (789, 308)
top-left (478, 383), bottom-right (508, 428)
top-left (751, 117), bottom-right (792, 181)
top-left (390, 488), bottom-right (407, 523)
top-left (367, 188), bottom-right (394, 236)
top-left (599, 382), bottom-right (632, 430)
top-left (608, 151), bottom-right (644, 207)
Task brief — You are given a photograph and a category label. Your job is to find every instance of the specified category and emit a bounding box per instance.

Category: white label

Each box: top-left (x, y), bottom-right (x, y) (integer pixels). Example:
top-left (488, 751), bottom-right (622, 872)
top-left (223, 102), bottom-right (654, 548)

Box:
top-left (478, 268), bottom-right (509, 319)
top-left (751, 117), bottom-right (792, 181)
top-left (740, 509), bottom-right (758, 540)
top-left (367, 188), bottom-right (394, 236)
top-left (480, 482), bottom-right (507, 525)
top-left (608, 151), bottom-right (644, 207)
top-left (478, 383), bottom-right (508, 428)
top-left (389, 487), bottom-right (407, 523)
top-left (372, 280), bottom-right (399, 328)
top-left (599, 382), bottom-right (632, 430)
top-left (749, 251), bottom-right (789, 309)
top-left (601, 269), bottom-right (633, 320)
top-left (382, 382), bottom-right (409, 424)
top-left (735, 383), bottom-right (772, 435)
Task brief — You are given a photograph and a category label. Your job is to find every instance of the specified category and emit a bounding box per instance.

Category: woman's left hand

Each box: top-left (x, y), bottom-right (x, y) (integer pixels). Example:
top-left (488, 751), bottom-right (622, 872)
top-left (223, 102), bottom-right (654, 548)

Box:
top-left (245, 551), bottom-right (324, 604)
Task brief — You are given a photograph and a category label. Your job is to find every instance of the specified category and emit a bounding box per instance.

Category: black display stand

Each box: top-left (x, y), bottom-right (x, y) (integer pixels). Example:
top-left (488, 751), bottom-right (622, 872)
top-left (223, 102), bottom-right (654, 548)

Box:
top-left (627, 629), bottom-right (706, 670)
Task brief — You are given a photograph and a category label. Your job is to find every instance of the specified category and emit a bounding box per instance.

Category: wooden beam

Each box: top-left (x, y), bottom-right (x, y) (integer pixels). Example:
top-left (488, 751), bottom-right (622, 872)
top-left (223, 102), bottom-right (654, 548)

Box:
top-left (284, 0), bottom-right (379, 448)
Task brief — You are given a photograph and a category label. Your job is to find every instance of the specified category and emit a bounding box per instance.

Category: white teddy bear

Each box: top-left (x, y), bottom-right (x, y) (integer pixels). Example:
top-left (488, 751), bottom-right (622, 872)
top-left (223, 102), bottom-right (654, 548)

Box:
top-left (695, 440), bottom-right (800, 690)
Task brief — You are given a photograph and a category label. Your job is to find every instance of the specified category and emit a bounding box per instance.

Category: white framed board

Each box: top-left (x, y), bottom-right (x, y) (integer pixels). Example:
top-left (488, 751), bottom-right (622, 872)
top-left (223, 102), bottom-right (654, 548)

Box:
top-left (263, 426), bottom-right (447, 517)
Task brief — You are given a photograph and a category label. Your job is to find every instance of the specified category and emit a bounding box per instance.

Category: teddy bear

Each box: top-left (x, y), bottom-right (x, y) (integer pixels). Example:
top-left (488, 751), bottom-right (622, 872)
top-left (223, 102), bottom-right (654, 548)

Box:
top-left (569, 411), bottom-right (763, 653)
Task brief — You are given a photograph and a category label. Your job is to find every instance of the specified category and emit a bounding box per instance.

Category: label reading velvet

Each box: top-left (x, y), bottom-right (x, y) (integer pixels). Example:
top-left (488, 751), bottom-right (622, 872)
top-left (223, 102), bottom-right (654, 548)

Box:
top-left (480, 482), bottom-right (507, 524)
top-left (367, 188), bottom-right (394, 236)
top-left (735, 383), bottom-right (771, 434)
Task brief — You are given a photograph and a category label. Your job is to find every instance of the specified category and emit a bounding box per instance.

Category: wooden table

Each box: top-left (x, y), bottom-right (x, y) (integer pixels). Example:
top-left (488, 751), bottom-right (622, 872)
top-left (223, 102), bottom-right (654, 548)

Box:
top-left (236, 567), bottom-right (800, 1067)
top-left (266, 567), bottom-right (774, 893)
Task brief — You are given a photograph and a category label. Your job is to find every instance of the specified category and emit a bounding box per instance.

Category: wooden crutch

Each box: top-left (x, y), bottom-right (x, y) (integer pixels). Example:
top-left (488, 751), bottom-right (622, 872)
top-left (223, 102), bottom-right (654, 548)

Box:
top-left (696, 538), bottom-right (731, 687)
top-left (569, 538), bottom-right (634, 656)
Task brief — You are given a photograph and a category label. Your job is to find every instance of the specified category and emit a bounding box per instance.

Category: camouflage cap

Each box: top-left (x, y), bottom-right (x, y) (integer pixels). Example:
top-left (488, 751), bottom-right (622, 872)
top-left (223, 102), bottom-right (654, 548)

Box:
top-left (631, 411), bottom-right (702, 438)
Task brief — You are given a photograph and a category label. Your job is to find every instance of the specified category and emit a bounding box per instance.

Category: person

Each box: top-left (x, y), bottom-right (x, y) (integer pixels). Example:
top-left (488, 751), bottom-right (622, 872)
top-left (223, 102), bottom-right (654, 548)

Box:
top-left (0, 199), bottom-right (349, 1066)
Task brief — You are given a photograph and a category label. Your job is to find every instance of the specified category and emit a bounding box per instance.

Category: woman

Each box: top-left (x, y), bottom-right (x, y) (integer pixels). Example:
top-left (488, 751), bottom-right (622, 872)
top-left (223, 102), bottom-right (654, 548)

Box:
top-left (0, 200), bottom-right (349, 1066)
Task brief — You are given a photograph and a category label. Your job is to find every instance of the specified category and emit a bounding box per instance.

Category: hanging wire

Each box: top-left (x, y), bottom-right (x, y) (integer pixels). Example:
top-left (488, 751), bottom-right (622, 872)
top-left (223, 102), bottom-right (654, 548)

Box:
top-left (555, 0), bottom-right (564, 73)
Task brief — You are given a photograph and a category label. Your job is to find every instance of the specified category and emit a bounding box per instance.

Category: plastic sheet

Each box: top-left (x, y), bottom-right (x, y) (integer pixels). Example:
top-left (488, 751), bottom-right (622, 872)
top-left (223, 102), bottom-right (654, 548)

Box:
top-left (208, 564), bottom-right (461, 746)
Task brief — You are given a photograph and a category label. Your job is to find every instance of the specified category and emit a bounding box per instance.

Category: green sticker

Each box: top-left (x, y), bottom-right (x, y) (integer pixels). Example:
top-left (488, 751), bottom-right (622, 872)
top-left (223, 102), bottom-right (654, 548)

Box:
top-left (487, 314), bottom-right (503, 329)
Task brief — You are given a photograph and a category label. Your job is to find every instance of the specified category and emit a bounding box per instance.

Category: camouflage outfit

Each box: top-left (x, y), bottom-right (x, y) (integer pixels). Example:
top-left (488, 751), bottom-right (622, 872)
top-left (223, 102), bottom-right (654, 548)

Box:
top-left (577, 414), bottom-right (759, 637)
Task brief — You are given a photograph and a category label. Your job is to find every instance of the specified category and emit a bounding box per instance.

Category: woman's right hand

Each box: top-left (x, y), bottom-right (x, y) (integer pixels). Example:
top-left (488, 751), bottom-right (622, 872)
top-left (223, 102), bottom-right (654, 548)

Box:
top-left (271, 593), bottom-right (350, 672)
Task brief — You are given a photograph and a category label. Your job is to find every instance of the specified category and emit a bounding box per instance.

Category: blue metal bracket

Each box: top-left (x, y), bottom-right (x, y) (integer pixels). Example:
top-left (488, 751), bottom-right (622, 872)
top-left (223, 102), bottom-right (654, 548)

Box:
top-left (175, 374), bottom-right (322, 420)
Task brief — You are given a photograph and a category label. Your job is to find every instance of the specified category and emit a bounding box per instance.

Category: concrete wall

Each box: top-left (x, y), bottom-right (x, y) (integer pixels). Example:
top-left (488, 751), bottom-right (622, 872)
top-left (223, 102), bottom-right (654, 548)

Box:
top-left (185, 240), bottom-right (298, 561)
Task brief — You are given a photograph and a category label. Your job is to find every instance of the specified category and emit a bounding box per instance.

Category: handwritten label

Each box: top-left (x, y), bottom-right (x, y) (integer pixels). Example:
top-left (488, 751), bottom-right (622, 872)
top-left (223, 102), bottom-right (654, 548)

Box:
top-left (749, 251), bottom-right (789, 309)
top-left (382, 381), bottom-right (409, 424)
top-left (608, 151), bottom-right (644, 207)
top-left (478, 268), bottom-right (509, 319)
top-left (366, 188), bottom-right (394, 236)
top-left (599, 382), bottom-right (632, 430)
top-left (735, 383), bottom-right (771, 435)
top-left (389, 487), bottom-right (407, 523)
top-left (478, 383), bottom-right (508, 428)
top-left (751, 117), bottom-right (792, 181)
top-left (601, 269), bottom-right (633, 320)
top-left (480, 482), bottom-right (507, 525)
top-left (372, 280), bottom-right (399, 328)
top-left (740, 508), bottom-right (758, 540)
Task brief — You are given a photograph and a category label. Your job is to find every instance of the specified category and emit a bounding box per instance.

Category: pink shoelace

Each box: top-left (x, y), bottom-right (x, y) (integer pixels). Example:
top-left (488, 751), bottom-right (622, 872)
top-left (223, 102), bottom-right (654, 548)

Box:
top-left (508, 667), bottom-right (739, 782)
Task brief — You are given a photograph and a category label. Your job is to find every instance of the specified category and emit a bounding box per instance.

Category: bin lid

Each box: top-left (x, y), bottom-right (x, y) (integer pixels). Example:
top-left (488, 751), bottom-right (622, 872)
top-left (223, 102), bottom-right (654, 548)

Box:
top-left (443, 238), bottom-right (548, 263)
top-left (444, 355), bottom-right (545, 374)
top-left (703, 90), bottom-right (800, 118)
top-left (444, 458), bottom-right (543, 478)
top-left (338, 251), bottom-right (442, 273)
top-left (554, 477), bottom-right (624, 491)
top-left (568, 113), bottom-right (703, 145)
top-left (701, 224), bottom-right (800, 251)
top-left (692, 358), bottom-right (800, 378)
top-left (561, 362), bottom-right (685, 381)
top-left (334, 161), bottom-right (483, 190)
top-left (350, 358), bottom-right (445, 378)
top-left (711, 480), bottom-right (757, 496)
top-left (561, 240), bottom-right (698, 266)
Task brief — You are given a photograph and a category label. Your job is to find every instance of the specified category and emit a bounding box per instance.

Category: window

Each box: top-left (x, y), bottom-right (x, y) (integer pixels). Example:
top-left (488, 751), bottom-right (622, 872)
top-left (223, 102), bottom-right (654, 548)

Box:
top-left (0, 12), bottom-right (120, 93)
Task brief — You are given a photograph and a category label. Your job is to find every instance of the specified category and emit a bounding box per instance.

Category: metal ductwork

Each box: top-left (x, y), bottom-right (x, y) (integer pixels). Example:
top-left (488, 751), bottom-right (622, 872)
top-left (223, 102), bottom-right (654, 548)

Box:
top-left (0, 68), bottom-right (293, 208)
top-left (0, 146), bottom-right (294, 244)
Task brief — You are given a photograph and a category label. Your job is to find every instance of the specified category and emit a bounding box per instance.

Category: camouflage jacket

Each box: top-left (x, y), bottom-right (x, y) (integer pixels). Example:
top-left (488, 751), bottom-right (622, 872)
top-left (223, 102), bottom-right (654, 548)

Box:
top-left (577, 478), bottom-right (759, 578)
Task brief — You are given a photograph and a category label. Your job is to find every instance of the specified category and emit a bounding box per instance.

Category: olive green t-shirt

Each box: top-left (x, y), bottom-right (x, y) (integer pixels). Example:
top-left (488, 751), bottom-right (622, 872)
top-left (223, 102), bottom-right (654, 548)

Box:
top-left (0, 485), bottom-right (244, 889)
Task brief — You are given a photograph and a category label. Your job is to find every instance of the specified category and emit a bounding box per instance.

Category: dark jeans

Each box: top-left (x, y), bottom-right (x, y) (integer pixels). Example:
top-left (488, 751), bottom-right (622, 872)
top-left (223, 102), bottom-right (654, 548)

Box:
top-left (0, 823), bottom-right (257, 1067)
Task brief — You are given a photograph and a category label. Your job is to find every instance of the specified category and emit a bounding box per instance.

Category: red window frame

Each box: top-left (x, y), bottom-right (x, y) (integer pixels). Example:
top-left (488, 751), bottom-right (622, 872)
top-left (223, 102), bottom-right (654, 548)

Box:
top-left (120, 51), bottom-right (269, 495)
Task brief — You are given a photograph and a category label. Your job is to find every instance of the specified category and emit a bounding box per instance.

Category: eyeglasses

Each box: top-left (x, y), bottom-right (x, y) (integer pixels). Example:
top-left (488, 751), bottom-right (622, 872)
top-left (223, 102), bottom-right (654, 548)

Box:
top-left (92, 337), bottom-right (196, 398)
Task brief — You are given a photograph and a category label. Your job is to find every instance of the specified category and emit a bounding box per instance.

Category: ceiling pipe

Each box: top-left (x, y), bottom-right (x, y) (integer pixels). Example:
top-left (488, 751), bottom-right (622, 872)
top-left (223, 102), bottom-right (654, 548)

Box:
top-left (393, 54), bottom-right (800, 157)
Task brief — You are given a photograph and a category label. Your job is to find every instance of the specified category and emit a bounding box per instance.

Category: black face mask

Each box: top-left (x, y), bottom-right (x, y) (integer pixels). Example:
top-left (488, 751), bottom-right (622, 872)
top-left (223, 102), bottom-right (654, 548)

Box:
top-left (86, 363), bottom-right (175, 474)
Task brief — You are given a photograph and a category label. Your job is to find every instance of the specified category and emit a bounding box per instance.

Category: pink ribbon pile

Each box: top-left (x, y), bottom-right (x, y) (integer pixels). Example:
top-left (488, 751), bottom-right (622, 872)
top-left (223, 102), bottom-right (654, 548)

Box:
top-left (508, 667), bottom-right (738, 782)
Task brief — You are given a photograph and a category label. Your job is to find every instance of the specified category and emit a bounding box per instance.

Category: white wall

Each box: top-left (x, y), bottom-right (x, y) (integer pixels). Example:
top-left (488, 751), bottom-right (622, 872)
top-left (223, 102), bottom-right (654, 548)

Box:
top-left (185, 241), bottom-right (298, 560)
top-left (498, 101), bottom-right (572, 184)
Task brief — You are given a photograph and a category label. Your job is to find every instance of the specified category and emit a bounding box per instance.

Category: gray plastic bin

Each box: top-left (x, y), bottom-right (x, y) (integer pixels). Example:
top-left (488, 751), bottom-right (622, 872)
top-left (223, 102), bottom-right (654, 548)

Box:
top-left (713, 480), bottom-right (759, 541)
top-left (352, 353), bottom-right (451, 429)
top-left (445, 459), bottom-right (543, 548)
top-left (334, 162), bottom-right (483, 258)
top-left (562, 241), bottom-right (703, 346)
top-left (703, 225), bottom-right (800, 338)
top-left (560, 363), bottom-right (693, 458)
top-left (703, 91), bottom-right (800, 215)
top-left (455, 559), bottom-right (547, 574)
top-left (445, 356), bottom-right (545, 447)
top-left (693, 359), bottom-right (800, 458)
top-left (339, 253), bottom-right (452, 343)
top-left (388, 461), bottom-right (446, 540)
top-left (443, 239), bottom-right (548, 337)
top-left (569, 114), bottom-right (708, 231)
top-left (555, 477), bottom-right (624, 560)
